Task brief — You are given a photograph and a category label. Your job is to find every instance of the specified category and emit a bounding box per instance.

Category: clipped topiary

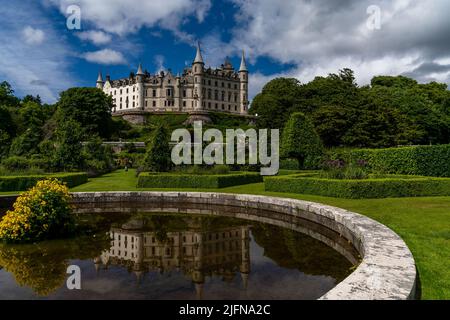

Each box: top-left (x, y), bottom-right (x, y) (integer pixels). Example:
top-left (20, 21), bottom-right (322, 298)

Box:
top-left (143, 125), bottom-right (171, 172)
top-left (281, 112), bottom-right (323, 169)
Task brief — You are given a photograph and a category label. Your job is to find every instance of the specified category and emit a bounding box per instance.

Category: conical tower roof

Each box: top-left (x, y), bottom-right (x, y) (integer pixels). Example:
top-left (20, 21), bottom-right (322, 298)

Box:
top-left (136, 63), bottom-right (144, 75)
top-left (194, 41), bottom-right (204, 64)
top-left (239, 50), bottom-right (248, 72)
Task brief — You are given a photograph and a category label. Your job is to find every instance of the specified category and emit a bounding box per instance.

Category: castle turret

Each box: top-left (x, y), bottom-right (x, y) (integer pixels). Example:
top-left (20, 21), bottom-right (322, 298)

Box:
top-left (136, 63), bottom-right (145, 110)
top-left (238, 51), bottom-right (248, 114)
top-left (96, 71), bottom-right (104, 89)
top-left (192, 42), bottom-right (204, 110)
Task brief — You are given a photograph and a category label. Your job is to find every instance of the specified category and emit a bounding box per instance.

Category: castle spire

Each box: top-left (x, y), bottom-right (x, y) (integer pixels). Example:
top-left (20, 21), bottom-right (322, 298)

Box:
top-left (239, 50), bottom-right (247, 72)
top-left (194, 41), bottom-right (204, 64)
top-left (96, 71), bottom-right (103, 83)
top-left (136, 63), bottom-right (144, 75)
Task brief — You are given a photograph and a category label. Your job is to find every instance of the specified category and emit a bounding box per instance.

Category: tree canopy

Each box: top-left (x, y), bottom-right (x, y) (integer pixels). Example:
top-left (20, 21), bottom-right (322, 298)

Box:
top-left (250, 70), bottom-right (450, 148)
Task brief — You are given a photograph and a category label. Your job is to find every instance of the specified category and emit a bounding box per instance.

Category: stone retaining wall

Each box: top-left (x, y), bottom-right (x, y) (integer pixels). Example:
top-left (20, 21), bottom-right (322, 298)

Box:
top-left (0, 191), bottom-right (417, 300)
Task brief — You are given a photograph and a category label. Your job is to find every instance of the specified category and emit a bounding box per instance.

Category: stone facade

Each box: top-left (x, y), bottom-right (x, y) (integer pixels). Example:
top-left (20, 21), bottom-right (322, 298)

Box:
top-left (96, 43), bottom-right (249, 116)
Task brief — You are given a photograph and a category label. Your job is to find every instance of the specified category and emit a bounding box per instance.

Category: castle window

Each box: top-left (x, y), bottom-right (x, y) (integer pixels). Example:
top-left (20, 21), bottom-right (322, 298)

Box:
top-left (133, 102), bottom-right (135, 108)
top-left (164, 101), bottom-right (167, 106)
top-left (235, 105), bottom-right (238, 111)
top-left (228, 92), bottom-right (232, 101)
top-left (222, 82), bottom-right (224, 87)
top-left (221, 91), bottom-right (225, 101)
top-left (133, 87), bottom-right (135, 92)
top-left (183, 90), bottom-right (186, 98)
top-left (120, 89), bottom-right (122, 94)
top-left (145, 101), bottom-right (148, 107)
top-left (208, 102), bottom-right (211, 108)
top-left (152, 101), bottom-right (156, 107)
top-left (208, 89), bottom-right (212, 99)
top-left (152, 90), bottom-right (156, 97)
top-left (228, 83), bottom-right (231, 89)
top-left (228, 105), bottom-right (231, 110)
top-left (215, 103), bottom-right (218, 109)
top-left (214, 90), bottom-right (218, 100)
top-left (183, 101), bottom-right (186, 107)
top-left (202, 79), bottom-right (206, 85)
top-left (167, 89), bottom-right (172, 97)
top-left (215, 81), bottom-right (218, 86)
top-left (222, 104), bottom-right (224, 110)
top-left (208, 80), bottom-right (211, 85)
top-left (168, 79), bottom-right (171, 84)
top-left (234, 84), bottom-right (238, 90)
top-left (234, 93), bottom-right (238, 102)
top-left (126, 88), bottom-right (129, 93)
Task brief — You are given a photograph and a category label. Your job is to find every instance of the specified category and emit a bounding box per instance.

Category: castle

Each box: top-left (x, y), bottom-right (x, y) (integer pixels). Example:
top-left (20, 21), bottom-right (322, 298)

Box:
top-left (96, 43), bottom-right (249, 120)
top-left (94, 218), bottom-right (251, 299)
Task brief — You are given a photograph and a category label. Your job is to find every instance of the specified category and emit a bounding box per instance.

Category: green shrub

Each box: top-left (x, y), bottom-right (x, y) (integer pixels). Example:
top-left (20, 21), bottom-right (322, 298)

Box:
top-left (138, 172), bottom-right (262, 189)
top-left (328, 144), bottom-right (450, 177)
top-left (281, 112), bottom-right (323, 169)
top-left (143, 125), bottom-right (171, 172)
top-left (0, 172), bottom-right (87, 192)
top-left (280, 158), bottom-right (300, 170)
top-left (0, 179), bottom-right (75, 243)
top-left (265, 173), bottom-right (450, 199)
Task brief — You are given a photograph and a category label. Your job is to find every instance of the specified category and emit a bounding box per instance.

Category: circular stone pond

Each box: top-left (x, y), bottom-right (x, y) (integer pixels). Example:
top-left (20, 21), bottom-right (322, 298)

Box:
top-left (0, 192), bottom-right (417, 300)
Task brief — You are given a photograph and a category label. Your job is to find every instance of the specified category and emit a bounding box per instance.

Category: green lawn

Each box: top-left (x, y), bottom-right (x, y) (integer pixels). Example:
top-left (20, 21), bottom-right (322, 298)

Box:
top-left (4, 169), bottom-right (450, 299)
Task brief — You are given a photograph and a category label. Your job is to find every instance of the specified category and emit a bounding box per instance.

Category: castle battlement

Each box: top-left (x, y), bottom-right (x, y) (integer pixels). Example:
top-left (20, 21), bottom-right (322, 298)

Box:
top-left (96, 43), bottom-right (249, 116)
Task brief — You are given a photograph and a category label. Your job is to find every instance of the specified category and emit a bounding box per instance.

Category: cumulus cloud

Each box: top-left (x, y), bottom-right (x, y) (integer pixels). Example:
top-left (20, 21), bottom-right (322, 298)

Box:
top-left (82, 49), bottom-right (127, 65)
top-left (22, 26), bottom-right (45, 45)
top-left (0, 2), bottom-right (76, 102)
top-left (76, 30), bottom-right (112, 45)
top-left (226, 0), bottom-right (450, 97)
top-left (49, 0), bottom-right (211, 36)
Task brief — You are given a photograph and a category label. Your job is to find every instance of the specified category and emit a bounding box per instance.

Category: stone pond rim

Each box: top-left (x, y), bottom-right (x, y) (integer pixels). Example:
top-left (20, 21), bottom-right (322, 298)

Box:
top-left (0, 191), bottom-right (417, 300)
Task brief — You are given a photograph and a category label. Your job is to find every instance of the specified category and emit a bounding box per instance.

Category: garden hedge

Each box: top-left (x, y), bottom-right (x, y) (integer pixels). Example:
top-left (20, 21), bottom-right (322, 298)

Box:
top-left (0, 173), bottom-right (88, 192)
top-left (265, 174), bottom-right (450, 199)
top-left (138, 172), bottom-right (263, 189)
top-left (329, 144), bottom-right (450, 177)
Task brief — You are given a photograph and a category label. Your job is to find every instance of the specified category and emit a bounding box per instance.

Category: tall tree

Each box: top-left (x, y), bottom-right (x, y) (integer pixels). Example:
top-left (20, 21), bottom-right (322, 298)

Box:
top-left (143, 125), bottom-right (171, 172)
top-left (56, 87), bottom-right (113, 139)
top-left (281, 112), bottom-right (323, 169)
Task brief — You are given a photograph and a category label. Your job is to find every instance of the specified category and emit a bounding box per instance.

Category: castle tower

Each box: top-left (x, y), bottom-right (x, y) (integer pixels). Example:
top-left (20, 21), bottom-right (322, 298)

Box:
top-left (238, 51), bottom-right (248, 114)
top-left (192, 42), bottom-right (204, 110)
top-left (240, 226), bottom-right (250, 289)
top-left (96, 71), bottom-right (104, 89)
top-left (136, 63), bottom-right (145, 110)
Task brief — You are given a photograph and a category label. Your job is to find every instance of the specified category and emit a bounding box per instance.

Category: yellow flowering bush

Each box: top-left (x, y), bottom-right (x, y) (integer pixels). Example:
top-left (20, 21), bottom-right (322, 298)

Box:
top-left (0, 179), bottom-right (75, 243)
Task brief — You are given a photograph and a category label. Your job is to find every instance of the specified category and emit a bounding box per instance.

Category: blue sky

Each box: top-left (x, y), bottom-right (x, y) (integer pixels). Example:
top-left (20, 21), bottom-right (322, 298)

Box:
top-left (1, 0), bottom-right (450, 103)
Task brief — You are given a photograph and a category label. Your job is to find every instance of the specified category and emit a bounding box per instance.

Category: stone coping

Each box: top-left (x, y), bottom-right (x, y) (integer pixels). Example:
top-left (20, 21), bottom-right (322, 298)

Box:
top-left (1, 191), bottom-right (417, 300)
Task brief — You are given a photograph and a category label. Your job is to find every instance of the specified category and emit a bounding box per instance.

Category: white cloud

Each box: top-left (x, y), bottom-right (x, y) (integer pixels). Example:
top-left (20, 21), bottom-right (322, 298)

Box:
top-left (77, 30), bottom-right (112, 45)
top-left (225, 0), bottom-right (450, 98)
top-left (82, 49), bottom-right (127, 65)
top-left (0, 3), bottom-right (76, 103)
top-left (22, 26), bottom-right (45, 45)
top-left (49, 0), bottom-right (211, 36)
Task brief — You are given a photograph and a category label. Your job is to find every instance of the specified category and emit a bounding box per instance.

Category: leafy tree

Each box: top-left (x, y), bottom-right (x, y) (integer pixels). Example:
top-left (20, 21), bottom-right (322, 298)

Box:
top-left (0, 81), bottom-right (20, 107)
top-left (53, 119), bottom-right (83, 171)
top-left (143, 125), bottom-right (171, 172)
top-left (281, 112), bottom-right (323, 169)
top-left (81, 136), bottom-right (114, 175)
top-left (9, 102), bottom-right (46, 157)
top-left (56, 87), bottom-right (113, 139)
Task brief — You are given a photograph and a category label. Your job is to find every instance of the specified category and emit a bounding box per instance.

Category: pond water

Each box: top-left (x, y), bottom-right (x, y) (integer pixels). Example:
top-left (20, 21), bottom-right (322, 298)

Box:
top-left (0, 203), bottom-right (357, 300)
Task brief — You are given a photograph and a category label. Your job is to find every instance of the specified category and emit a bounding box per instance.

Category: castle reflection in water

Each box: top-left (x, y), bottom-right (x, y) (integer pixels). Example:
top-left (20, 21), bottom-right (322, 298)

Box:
top-left (93, 218), bottom-right (250, 299)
